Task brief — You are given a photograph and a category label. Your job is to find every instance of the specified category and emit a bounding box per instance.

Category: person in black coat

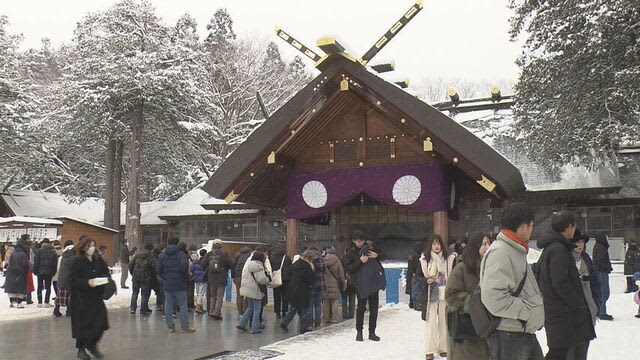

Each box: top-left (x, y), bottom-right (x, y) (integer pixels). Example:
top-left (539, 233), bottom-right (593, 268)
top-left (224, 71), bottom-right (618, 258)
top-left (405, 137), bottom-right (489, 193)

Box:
top-left (232, 247), bottom-right (253, 314)
top-left (592, 232), bottom-right (614, 320)
top-left (201, 239), bottom-right (233, 319)
top-left (343, 231), bottom-right (385, 342)
top-left (536, 213), bottom-right (595, 360)
top-left (281, 250), bottom-right (315, 334)
top-left (405, 241), bottom-right (423, 309)
top-left (624, 240), bottom-right (640, 293)
top-left (69, 236), bottom-right (110, 360)
top-left (269, 246), bottom-right (292, 319)
top-left (4, 239), bottom-right (30, 307)
top-left (34, 238), bottom-right (58, 306)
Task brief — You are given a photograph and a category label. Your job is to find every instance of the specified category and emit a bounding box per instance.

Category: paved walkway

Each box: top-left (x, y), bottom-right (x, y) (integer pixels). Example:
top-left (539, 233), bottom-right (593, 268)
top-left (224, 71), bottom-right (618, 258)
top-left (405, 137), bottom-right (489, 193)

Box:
top-left (0, 306), bottom-right (296, 359)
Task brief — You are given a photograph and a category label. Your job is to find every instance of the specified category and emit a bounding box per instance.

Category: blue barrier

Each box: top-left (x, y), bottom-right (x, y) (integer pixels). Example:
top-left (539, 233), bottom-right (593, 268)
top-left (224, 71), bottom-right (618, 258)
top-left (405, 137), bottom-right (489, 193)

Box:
top-left (225, 272), bottom-right (233, 302)
top-left (385, 268), bottom-right (403, 304)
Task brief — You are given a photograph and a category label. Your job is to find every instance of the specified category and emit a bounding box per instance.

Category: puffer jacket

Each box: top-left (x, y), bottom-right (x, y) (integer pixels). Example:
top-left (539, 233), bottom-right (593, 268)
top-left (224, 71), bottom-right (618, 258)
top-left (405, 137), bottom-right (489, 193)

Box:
top-left (322, 254), bottom-right (346, 299)
top-left (232, 247), bottom-right (253, 280)
top-left (239, 260), bottom-right (270, 299)
top-left (34, 243), bottom-right (58, 276)
top-left (479, 231), bottom-right (544, 334)
top-left (156, 245), bottom-right (189, 291)
top-left (56, 247), bottom-right (75, 290)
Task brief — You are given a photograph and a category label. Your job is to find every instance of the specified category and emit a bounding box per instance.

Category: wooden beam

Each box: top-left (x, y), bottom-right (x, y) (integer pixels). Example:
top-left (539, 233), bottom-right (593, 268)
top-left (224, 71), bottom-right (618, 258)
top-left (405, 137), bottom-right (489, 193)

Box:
top-left (371, 62), bottom-right (395, 73)
top-left (286, 218), bottom-right (299, 257)
top-left (433, 211), bottom-right (449, 245)
top-left (317, 36), bottom-right (346, 54)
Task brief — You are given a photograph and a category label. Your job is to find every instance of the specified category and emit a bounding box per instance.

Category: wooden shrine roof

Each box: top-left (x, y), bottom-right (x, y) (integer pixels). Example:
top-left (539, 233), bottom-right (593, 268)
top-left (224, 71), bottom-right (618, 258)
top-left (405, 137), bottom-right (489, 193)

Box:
top-left (203, 55), bottom-right (525, 207)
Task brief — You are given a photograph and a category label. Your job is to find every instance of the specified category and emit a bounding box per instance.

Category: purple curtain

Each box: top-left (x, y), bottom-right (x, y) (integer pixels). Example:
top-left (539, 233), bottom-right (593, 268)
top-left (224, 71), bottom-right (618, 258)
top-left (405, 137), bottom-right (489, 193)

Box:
top-left (286, 163), bottom-right (450, 219)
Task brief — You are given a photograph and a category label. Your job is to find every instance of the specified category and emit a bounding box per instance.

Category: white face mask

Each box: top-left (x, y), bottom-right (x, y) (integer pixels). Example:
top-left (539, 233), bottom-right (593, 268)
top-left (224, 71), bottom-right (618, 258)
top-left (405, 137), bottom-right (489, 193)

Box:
top-left (86, 246), bottom-right (96, 257)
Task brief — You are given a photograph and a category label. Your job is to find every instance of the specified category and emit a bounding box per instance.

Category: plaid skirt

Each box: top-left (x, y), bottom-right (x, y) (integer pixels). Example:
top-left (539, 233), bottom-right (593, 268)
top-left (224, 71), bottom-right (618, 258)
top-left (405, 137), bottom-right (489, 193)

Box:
top-left (55, 289), bottom-right (70, 306)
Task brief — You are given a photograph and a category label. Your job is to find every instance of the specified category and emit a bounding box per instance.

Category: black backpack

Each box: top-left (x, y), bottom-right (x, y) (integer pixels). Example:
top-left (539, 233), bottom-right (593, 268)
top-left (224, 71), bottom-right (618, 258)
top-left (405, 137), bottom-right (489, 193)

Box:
top-left (133, 255), bottom-right (152, 282)
top-left (208, 251), bottom-right (224, 273)
top-left (469, 258), bottom-right (528, 338)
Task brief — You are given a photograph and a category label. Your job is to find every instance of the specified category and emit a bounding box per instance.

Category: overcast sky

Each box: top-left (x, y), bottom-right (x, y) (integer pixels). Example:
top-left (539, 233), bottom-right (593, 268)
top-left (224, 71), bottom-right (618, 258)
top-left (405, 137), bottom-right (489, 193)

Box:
top-left (0, 0), bottom-right (523, 82)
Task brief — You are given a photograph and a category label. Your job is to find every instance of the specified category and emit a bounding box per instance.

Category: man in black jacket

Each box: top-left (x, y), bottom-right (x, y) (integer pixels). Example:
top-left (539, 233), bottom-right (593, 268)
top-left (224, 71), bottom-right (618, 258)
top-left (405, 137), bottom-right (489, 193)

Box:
top-left (232, 247), bottom-right (253, 314)
top-left (202, 239), bottom-right (233, 320)
top-left (537, 212), bottom-right (595, 360)
top-left (33, 238), bottom-right (58, 307)
top-left (593, 232), bottom-right (614, 320)
top-left (269, 246), bottom-right (292, 319)
top-left (343, 230), bottom-right (384, 342)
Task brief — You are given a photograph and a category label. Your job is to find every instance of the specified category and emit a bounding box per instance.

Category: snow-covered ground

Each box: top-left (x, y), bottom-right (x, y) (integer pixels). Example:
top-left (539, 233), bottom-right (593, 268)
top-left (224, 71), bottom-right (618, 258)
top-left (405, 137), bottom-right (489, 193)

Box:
top-left (0, 267), bottom-right (135, 323)
top-left (264, 264), bottom-right (640, 359)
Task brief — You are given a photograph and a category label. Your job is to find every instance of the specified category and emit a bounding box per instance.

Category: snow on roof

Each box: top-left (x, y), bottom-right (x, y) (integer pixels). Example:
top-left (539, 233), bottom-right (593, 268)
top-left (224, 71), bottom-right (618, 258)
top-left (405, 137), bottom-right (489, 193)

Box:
top-left (159, 188), bottom-right (259, 218)
top-left (450, 111), bottom-right (621, 192)
top-left (0, 216), bottom-right (63, 226)
top-left (1, 189), bottom-right (105, 225)
top-left (53, 216), bottom-right (119, 233)
top-left (120, 201), bottom-right (175, 226)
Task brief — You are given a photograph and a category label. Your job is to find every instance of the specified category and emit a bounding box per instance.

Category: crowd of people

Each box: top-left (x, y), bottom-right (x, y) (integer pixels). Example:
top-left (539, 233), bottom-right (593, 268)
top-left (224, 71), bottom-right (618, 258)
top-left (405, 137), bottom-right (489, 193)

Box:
top-left (2, 205), bottom-right (639, 360)
top-left (405, 203), bottom-right (640, 360)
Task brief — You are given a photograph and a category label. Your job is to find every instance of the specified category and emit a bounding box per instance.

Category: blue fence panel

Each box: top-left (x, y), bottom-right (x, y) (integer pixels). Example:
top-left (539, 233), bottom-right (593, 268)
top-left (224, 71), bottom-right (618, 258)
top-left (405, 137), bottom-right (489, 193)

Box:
top-left (385, 268), bottom-right (403, 304)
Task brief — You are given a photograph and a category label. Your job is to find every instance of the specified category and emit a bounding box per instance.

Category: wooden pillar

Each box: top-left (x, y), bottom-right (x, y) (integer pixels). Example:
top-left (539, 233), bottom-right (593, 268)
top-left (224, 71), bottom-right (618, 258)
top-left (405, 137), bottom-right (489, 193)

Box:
top-left (433, 211), bottom-right (449, 245)
top-left (286, 218), bottom-right (299, 257)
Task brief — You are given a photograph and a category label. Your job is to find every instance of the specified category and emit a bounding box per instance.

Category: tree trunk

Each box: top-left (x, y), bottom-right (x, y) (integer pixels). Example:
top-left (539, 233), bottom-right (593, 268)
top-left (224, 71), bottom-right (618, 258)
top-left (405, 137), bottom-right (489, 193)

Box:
top-left (125, 101), bottom-right (144, 250)
top-left (112, 138), bottom-right (123, 230)
top-left (103, 136), bottom-right (116, 229)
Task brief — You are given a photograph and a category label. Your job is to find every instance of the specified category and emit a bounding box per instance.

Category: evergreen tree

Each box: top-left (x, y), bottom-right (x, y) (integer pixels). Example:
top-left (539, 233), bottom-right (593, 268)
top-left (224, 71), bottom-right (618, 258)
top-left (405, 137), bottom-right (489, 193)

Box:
top-left (509, 0), bottom-right (640, 171)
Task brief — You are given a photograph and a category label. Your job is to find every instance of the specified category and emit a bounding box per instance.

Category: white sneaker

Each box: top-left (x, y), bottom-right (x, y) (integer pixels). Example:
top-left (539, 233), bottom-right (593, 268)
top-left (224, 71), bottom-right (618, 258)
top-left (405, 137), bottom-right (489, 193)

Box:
top-left (17, 303), bottom-right (24, 308)
top-left (37, 303), bottom-right (42, 308)
top-left (43, 303), bottom-right (53, 308)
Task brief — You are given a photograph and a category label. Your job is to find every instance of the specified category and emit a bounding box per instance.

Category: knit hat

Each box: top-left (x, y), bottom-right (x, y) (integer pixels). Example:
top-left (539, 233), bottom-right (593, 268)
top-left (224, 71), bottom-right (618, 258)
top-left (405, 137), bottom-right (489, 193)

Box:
top-left (212, 238), bottom-right (223, 245)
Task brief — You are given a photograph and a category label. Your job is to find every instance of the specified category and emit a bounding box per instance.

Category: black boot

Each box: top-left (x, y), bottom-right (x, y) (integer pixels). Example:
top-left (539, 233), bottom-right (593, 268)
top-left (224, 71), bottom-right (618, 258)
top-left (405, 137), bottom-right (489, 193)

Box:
top-left (76, 348), bottom-right (90, 360)
top-left (53, 305), bottom-right (62, 317)
top-left (369, 332), bottom-right (381, 341)
top-left (356, 330), bottom-right (363, 342)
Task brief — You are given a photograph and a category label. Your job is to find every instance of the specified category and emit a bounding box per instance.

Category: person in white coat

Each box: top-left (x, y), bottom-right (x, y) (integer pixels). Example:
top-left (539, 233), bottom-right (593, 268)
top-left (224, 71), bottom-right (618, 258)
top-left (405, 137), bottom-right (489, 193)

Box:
top-left (419, 234), bottom-right (456, 360)
top-left (237, 251), bottom-right (271, 334)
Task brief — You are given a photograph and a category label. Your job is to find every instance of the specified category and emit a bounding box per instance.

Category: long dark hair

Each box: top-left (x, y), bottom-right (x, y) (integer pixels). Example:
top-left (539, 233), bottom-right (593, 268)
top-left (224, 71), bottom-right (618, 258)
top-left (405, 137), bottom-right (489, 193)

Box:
top-left (423, 234), bottom-right (449, 263)
top-left (462, 232), bottom-right (486, 275)
top-left (75, 235), bottom-right (95, 259)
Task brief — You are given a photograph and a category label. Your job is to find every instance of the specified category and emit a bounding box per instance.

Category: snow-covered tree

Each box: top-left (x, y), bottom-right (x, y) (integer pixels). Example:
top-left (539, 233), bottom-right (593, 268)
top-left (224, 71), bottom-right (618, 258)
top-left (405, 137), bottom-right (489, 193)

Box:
top-left (509, 0), bottom-right (640, 171)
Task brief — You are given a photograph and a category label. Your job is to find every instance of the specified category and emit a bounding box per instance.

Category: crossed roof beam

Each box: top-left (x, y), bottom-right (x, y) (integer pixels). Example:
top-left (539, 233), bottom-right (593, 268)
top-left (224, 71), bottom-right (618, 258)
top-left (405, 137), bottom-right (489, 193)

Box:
top-left (275, 0), bottom-right (423, 76)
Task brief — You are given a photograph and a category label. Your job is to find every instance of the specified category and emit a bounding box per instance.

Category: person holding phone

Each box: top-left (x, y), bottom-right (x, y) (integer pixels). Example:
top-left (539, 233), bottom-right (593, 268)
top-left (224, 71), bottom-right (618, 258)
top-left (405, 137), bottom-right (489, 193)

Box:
top-left (343, 231), bottom-right (386, 342)
top-left (69, 235), bottom-right (110, 360)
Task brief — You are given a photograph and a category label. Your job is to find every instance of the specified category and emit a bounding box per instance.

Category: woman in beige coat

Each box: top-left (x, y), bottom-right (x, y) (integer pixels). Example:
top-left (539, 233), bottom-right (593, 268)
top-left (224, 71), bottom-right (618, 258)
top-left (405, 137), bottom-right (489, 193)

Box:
top-left (322, 247), bottom-right (346, 323)
top-left (444, 232), bottom-right (491, 360)
top-left (418, 235), bottom-right (457, 360)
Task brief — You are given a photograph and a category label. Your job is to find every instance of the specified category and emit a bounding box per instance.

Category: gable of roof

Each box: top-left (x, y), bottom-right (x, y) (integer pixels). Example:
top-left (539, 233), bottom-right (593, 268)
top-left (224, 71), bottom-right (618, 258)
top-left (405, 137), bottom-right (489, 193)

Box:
top-left (203, 55), bottom-right (524, 204)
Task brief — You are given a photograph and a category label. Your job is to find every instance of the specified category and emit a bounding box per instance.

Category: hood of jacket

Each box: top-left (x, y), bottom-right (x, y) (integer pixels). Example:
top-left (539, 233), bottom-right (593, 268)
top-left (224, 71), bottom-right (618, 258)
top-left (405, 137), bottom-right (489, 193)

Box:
top-left (595, 233), bottom-right (609, 248)
top-left (62, 249), bottom-right (74, 259)
top-left (136, 249), bottom-right (152, 260)
top-left (538, 232), bottom-right (575, 251)
top-left (324, 254), bottom-right (339, 268)
top-left (247, 260), bottom-right (265, 273)
top-left (165, 244), bottom-right (180, 256)
top-left (237, 247), bottom-right (252, 256)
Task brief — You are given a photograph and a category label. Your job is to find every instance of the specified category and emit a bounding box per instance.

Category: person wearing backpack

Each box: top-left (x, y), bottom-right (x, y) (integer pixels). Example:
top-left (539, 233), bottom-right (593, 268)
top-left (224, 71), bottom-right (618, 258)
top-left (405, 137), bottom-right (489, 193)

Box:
top-left (128, 243), bottom-right (156, 315)
top-left (444, 232), bottom-right (491, 360)
top-left (479, 203), bottom-right (544, 360)
top-left (536, 212), bottom-right (595, 360)
top-left (203, 239), bottom-right (233, 320)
